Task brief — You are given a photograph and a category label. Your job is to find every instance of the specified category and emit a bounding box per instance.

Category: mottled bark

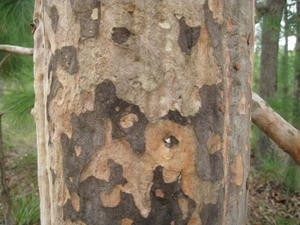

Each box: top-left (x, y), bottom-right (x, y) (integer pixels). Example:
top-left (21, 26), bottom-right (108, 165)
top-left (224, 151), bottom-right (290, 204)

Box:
top-left (256, 0), bottom-right (285, 163)
top-left (33, 0), bottom-right (254, 225)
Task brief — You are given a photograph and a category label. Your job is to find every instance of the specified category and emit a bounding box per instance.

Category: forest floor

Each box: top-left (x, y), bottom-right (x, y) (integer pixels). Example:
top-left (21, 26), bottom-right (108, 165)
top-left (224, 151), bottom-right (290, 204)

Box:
top-left (248, 167), bottom-right (300, 225)
top-left (0, 144), bottom-right (300, 225)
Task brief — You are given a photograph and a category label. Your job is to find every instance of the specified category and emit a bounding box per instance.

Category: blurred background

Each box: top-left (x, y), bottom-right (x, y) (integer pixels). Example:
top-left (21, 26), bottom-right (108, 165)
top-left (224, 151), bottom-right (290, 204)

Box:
top-left (0, 0), bottom-right (299, 224)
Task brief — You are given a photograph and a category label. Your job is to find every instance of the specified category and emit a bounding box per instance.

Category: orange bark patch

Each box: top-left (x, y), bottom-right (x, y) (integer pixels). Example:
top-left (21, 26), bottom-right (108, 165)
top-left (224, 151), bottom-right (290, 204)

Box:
top-left (230, 154), bottom-right (244, 186)
top-left (120, 113), bottom-right (139, 128)
top-left (187, 214), bottom-right (201, 225)
top-left (71, 192), bottom-right (80, 212)
top-left (100, 185), bottom-right (121, 207)
top-left (178, 197), bottom-right (189, 220)
top-left (155, 189), bottom-right (165, 198)
top-left (75, 146), bottom-right (82, 156)
top-left (208, 0), bottom-right (224, 24)
top-left (207, 133), bottom-right (221, 154)
top-left (238, 95), bottom-right (247, 115)
top-left (123, 3), bottom-right (136, 14)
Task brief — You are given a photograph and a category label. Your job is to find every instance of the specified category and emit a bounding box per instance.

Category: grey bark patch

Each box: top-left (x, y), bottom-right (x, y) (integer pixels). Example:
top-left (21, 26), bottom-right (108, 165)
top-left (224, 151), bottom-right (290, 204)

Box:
top-left (70, 0), bottom-right (100, 39)
top-left (61, 110), bottom-right (106, 192)
top-left (200, 197), bottom-right (223, 225)
top-left (50, 168), bottom-right (56, 185)
top-left (49, 6), bottom-right (59, 33)
top-left (191, 84), bottom-right (224, 181)
top-left (111, 27), bottom-right (131, 44)
top-left (203, 3), bottom-right (224, 67)
top-left (56, 46), bottom-right (79, 74)
top-left (47, 55), bottom-right (62, 122)
top-left (209, 152), bottom-right (224, 182)
top-left (178, 17), bottom-right (201, 55)
top-left (200, 189), bottom-right (223, 225)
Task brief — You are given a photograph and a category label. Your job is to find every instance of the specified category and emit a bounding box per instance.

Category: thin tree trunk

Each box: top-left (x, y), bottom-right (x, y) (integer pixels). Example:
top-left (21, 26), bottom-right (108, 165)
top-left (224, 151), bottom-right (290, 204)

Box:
top-left (33, 0), bottom-right (254, 224)
top-left (0, 113), bottom-right (14, 225)
top-left (294, 0), bottom-right (300, 127)
top-left (256, 0), bottom-right (285, 164)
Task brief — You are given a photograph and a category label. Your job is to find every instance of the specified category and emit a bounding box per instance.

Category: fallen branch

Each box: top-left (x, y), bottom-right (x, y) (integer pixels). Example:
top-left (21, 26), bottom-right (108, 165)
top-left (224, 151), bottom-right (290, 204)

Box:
top-left (0, 44), bottom-right (33, 56)
top-left (251, 92), bottom-right (300, 165)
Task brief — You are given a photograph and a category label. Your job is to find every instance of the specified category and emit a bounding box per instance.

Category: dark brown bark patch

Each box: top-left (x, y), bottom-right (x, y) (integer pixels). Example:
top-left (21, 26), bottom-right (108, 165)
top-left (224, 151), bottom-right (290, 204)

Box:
top-left (49, 6), bottom-right (59, 33)
top-left (70, 0), bottom-right (100, 38)
top-left (64, 165), bottom-right (196, 225)
top-left (94, 80), bottom-right (148, 154)
top-left (163, 110), bottom-right (190, 126)
top-left (178, 17), bottom-right (201, 55)
top-left (60, 80), bottom-right (147, 191)
top-left (111, 27), bottom-right (131, 44)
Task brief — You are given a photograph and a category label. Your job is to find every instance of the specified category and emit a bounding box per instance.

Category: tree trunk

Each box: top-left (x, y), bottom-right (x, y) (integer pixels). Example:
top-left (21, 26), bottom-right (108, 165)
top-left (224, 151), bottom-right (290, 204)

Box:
top-left (0, 114), bottom-right (14, 225)
top-left (294, 0), bottom-right (300, 127)
top-left (33, 1), bottom-right (254, 224)
top-left (256, 0), bottom-right (285, 163)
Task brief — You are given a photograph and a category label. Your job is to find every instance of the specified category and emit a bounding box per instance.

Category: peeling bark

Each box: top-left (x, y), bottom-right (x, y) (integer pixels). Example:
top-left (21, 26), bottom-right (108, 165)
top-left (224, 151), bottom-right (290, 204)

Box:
top-left (33, 0), bottom-right (254, 224)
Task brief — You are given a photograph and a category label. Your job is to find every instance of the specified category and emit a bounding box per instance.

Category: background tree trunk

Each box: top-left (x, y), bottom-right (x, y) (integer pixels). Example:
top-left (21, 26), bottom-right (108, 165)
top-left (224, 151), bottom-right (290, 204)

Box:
top-left (256, 0), bottom-right (285, 164)
top-left (33, 0), bottom-right (254, 224)
top-left (294, 0), bottom-right (300, 126)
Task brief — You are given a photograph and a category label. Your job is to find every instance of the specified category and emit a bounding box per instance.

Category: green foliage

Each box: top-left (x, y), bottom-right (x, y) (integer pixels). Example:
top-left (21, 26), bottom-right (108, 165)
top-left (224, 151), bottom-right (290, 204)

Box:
top-left (275, 217), bottom-right (299, 225)
top-left (12, 192), bottom-right (40, 225)
top-left (0, 0), bottom-right (34, 124)
top-left (0, 0), bottom-right (34, 79)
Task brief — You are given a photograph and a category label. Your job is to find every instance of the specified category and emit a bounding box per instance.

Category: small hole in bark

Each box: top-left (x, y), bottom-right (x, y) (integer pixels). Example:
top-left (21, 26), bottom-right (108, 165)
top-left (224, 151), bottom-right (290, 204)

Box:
top-left (163, 135), bottom-right (179, 148)
top-left (112, 27), bottom-right (131, 44)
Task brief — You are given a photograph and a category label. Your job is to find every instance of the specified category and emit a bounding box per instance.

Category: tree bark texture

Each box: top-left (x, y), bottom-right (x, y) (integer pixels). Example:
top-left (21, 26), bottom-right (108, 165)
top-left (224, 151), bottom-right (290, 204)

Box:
top-left (33, 1), bottom-right (254, 225)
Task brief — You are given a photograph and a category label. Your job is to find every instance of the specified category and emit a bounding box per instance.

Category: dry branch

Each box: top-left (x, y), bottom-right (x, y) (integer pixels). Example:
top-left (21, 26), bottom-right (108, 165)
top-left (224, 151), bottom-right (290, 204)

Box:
top-left (251, 93), bottom-right (300, 165)
top-left (0, 44), bottom-right (33, 56)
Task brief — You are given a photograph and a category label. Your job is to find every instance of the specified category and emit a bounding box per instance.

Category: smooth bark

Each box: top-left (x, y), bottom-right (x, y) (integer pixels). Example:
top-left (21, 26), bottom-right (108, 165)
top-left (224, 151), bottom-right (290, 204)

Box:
top-left (251, 93), bottom-right (300, 165)
top-left (0, 45), bottom-right (33, 56)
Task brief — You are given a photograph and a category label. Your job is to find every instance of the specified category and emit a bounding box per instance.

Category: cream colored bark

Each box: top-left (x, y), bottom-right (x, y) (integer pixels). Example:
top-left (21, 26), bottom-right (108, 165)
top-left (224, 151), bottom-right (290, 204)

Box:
top-left (33, 0), bottom-right (254, 225)
top-left (252, 93), bottom-right (300, 165)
